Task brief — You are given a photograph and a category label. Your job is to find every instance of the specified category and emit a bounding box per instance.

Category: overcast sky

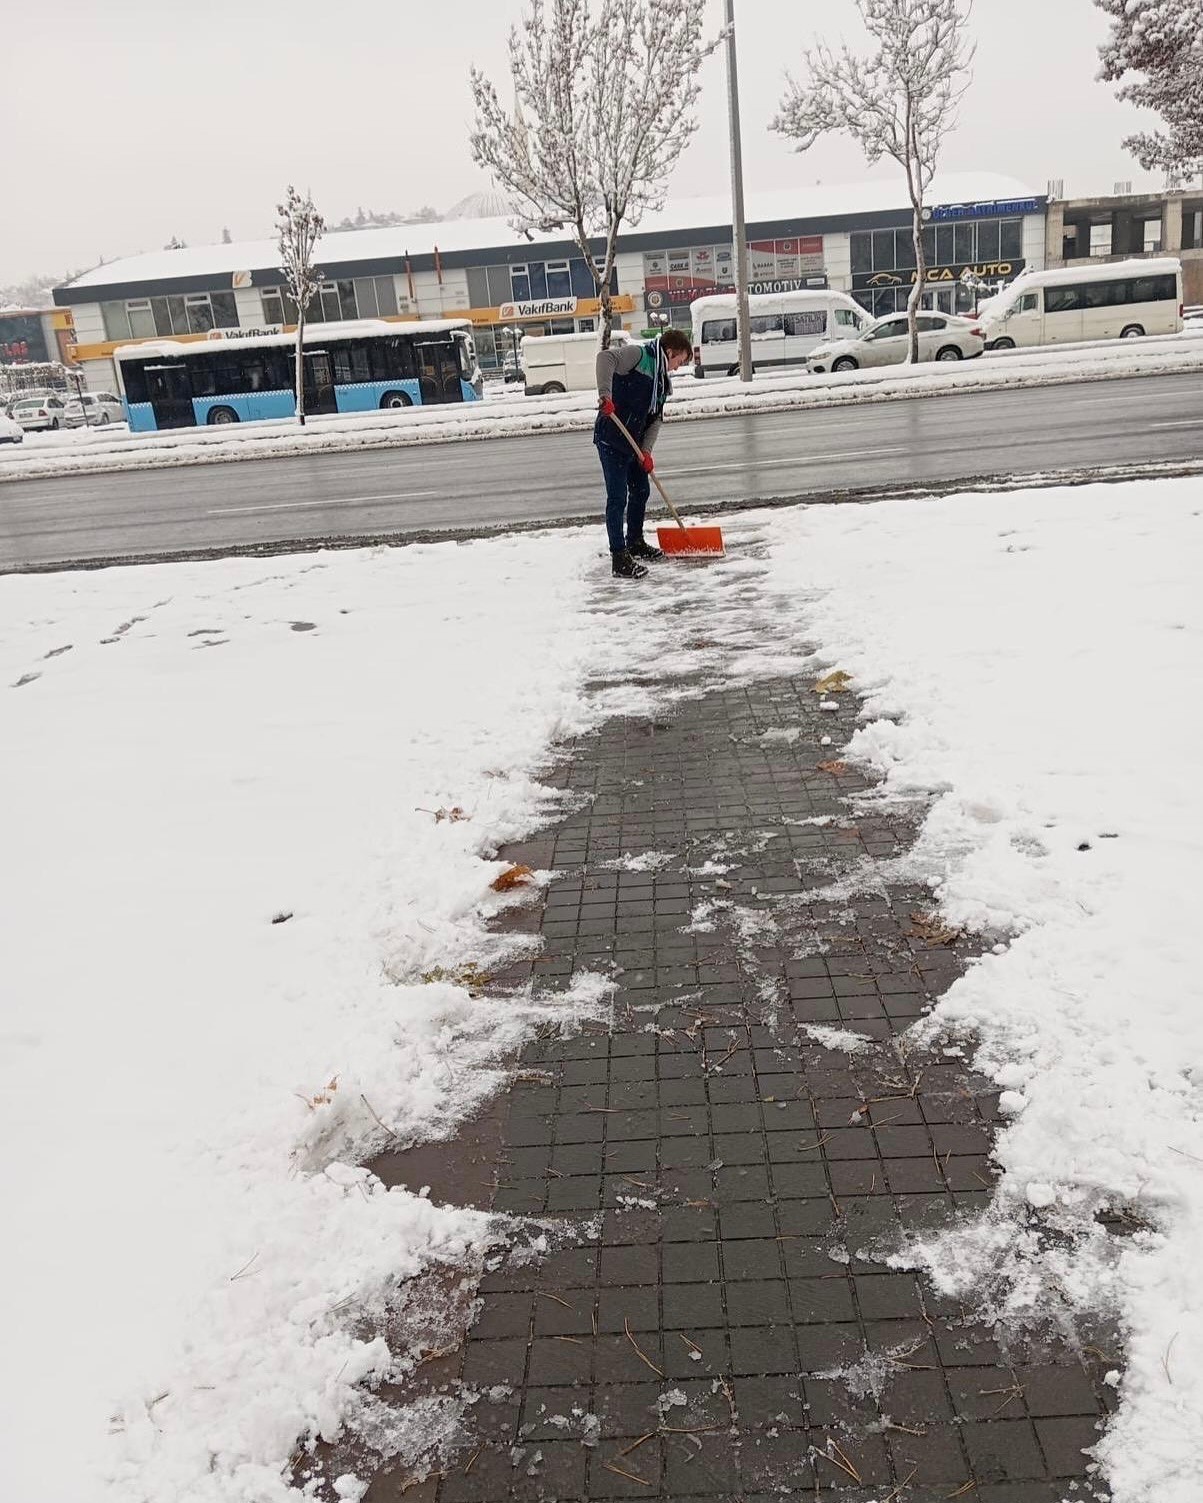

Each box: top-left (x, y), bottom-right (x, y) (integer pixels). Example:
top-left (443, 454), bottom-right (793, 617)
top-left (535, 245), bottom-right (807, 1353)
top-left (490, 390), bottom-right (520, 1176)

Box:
top-left (5, 0), bottom-right (1165, 286)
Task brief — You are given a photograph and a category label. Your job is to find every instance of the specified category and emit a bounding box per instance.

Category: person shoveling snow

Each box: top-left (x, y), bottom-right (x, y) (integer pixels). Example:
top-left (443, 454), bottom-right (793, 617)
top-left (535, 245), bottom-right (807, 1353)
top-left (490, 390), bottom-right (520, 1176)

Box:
top-left (594, 327), bottom-right (693, 579)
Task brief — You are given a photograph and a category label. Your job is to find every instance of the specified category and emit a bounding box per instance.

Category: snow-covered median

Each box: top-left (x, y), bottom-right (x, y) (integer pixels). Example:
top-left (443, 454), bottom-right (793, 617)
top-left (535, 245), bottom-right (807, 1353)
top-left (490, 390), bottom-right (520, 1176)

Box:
top-left (4, 330), bottom-right (1203, 482)
top-left (0, 535), bottom-right (616, 1502)
top-left (764, 477), bottom-right (1203, 1501)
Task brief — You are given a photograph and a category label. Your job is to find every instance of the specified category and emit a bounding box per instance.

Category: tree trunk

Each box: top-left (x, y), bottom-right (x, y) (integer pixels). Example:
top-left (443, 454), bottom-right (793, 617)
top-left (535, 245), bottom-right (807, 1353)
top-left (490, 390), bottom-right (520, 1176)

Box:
top-left (908, 199), bottom-right (925, 366)
top-left (294, 308), bottom-right (306, 426)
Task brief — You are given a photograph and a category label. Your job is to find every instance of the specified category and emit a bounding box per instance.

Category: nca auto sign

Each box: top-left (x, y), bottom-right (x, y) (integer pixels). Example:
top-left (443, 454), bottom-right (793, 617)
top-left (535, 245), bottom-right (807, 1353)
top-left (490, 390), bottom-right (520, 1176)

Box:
top-left (498, 297), bottom-right (578, 320)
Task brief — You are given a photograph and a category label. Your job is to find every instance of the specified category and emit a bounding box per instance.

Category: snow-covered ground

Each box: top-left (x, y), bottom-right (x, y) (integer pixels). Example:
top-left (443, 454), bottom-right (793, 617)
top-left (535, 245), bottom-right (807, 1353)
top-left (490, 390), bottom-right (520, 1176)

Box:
top-left (0, 537), bottom-right (614, 1502)
top-left (764, 478), bottom-right (1203, 1502)
top-left (4, 329), bottom-right (1203, 482)
top-left (4, 473), bottom-right (1201, 1501)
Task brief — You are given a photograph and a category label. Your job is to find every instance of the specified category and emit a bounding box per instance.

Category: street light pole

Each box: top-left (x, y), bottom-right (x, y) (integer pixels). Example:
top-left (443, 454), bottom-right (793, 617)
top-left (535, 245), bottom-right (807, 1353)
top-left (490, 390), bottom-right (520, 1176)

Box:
top-left (724, 0), bottom-right (753, 383)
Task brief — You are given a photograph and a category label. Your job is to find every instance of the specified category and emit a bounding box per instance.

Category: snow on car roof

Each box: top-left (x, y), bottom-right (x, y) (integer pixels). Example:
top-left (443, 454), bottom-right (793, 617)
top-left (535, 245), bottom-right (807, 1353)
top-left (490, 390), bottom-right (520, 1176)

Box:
top-left (64, 173), bottom-right (1037, 292)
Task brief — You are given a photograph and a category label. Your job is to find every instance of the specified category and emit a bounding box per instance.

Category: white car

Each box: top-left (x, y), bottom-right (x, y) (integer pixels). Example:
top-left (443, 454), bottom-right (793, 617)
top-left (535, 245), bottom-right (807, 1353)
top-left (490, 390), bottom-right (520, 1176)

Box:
top-left (806, 311), bottom-right (985, 373)
top-left (0, 410), bottom-right (24, 444)
top-left (10, 393), bottom-right (70, 431)
top-left (63, 391), bottom-right (126, 427)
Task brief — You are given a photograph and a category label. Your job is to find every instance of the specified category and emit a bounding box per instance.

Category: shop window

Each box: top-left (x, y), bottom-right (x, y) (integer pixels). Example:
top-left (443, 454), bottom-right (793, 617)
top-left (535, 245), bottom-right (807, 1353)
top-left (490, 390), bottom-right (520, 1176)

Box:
top-left (151, 298), bottom-right (175, 336)
top-left (871, 229), bottom-right (895, 269)
top-left (921, 225), bottom-right (936, 265)
top-left (127, 301), bottom-right (156, 338)
top-left (546, 260), bottom-right (571, 298)
top-left (935, 225), bottom-right (955, 266)
top-left (850, 233), bottom-right (872, 275)
top-left (975, 220), bottom-right (1000, 262)
top-left (102, 302), bottom-right (132, 341)
top-left (510, 264), bottom-right (531, 302)
top-left (547, 317), bottom-right (576, 334)
top-left (210, 291), bottom-right (238, 328)
top-left (1000, 219), bottom-right (1024, 260)
top-left (186, 295), bottom-right (216, 334)
top-left (954, 223), bottom-right (974, 263)
top-left (895, 232), bottom-right (916, 270)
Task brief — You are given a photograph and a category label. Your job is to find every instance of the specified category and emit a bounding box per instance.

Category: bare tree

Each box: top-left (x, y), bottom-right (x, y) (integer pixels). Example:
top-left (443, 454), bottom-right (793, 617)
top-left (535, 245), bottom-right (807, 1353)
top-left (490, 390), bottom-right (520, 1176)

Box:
top-left (773, 0), bottom-right (974, 363)
top-left (1095, 0), bottom-right (1202, 181)
top-left (469, 0), bottom-right (718, 346)
top-left (275, 186), bottom-right (326, 426)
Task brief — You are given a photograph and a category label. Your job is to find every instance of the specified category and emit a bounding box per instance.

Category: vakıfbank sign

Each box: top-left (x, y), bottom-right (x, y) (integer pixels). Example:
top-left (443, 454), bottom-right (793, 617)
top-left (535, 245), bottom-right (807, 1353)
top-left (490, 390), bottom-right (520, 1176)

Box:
top-left (498, 297), bottom-right (578, 320)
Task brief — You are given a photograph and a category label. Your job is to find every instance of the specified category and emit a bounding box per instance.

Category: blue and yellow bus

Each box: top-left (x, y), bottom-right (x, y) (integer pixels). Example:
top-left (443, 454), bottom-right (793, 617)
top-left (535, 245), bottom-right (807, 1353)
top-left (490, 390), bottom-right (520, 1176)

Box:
top-left (114, 318), bottom-right (483, 431)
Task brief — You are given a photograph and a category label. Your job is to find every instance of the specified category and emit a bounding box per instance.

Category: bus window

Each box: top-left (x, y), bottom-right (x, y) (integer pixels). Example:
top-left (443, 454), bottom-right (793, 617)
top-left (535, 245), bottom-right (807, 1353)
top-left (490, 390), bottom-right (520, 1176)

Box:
top-left (1045, 285), bottom-right (1083, 314)
top-left (784, 311), bottom-right (825, 337)
top-left (701, 319), bottom-right (736, 343)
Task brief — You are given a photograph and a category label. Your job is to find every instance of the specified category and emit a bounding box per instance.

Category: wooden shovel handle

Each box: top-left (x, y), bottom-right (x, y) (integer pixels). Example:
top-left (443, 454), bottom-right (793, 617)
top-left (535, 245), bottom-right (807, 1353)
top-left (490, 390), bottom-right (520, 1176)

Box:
top-left (606, 410), bottom-right (688, 531)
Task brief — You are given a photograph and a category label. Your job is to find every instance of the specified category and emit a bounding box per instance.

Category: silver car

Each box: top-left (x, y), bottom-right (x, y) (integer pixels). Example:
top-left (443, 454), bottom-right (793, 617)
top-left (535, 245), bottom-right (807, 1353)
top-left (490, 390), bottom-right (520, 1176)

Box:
top-left (63, 391), bottom-right (126, 427)
top-left (807, 311), bottom-right (985, 373)
top-left (10, 393), bottom-right (70, 431)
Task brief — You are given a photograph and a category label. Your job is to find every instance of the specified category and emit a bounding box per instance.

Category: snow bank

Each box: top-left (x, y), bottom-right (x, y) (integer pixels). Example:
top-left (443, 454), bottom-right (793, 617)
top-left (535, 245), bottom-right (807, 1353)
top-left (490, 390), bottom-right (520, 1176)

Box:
top-left (5, 331), bottom-right (1203, 483)
top-left (0, 532), bottom-right (615, 1502)
top-left (764, 478), bottom-right (1203, 1501)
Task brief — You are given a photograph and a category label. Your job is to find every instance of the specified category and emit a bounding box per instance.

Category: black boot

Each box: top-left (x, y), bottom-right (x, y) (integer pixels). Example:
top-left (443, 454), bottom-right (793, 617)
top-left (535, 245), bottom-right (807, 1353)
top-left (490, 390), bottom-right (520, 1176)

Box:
top-left (628, 538), bottom-right (665, 562)
top-left (611, 548), bottom-right (648, 580)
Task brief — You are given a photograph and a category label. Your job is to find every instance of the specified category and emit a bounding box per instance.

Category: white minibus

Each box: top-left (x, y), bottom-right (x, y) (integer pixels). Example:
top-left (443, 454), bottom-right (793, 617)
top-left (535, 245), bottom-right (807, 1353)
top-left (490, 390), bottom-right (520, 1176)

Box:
top-left (690, 289), bottom-right (873, 377)
top-left (979, 258), bottom-right (1183, 349)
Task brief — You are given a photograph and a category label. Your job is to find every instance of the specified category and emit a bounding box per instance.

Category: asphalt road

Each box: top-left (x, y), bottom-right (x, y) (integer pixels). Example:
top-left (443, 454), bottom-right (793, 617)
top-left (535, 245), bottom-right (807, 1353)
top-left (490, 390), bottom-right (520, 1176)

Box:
top-left (3, 371), bottom-right (1202, 570)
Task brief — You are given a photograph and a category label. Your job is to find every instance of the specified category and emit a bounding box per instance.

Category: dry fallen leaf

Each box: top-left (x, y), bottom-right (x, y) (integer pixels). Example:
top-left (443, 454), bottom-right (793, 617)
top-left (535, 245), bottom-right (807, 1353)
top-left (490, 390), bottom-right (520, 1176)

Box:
top-left (814, 670), bottom-right (852, 694)
top-left (817, 759), bottom-right (848, 774)
top-left (908, 910), bottom-right (962, 947)
top-left (490, 863), bottom-right (535, 893)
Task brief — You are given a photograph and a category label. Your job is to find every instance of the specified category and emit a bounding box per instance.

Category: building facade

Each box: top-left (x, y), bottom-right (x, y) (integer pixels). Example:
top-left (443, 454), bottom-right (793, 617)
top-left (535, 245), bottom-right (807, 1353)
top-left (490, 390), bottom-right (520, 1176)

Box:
top-left (54, 175), bottom-right (1047, 391)
top-left (1045, 186), bottom-right (1203, 305)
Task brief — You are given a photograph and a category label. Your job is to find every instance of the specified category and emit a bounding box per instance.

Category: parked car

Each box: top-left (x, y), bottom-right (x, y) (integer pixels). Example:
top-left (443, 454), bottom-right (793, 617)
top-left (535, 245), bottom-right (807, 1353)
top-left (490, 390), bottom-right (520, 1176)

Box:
top-left (806, 311), bottom-right (985, 373)
top-left (63, 391), bottom-right (126, 427)
top-left (0, 410), bottom-right (24, 444)
top-left (10, 393), bottom-right (69, 431)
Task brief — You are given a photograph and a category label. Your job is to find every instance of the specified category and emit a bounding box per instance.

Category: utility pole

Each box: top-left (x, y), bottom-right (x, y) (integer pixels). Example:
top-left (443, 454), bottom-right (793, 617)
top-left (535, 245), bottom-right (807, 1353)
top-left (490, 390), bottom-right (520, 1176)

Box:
top-left (724, 0), bottom-right (753, 383)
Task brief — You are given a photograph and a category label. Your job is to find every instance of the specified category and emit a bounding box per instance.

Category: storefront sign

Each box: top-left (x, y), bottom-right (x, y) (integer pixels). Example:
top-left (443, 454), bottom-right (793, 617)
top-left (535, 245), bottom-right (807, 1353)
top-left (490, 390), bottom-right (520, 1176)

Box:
top-left (851, 261), bottom-right (1024, 290)
top-left (652, 275), bottom-right (828, 307)
top-left (929, 199), bottom-right (1040, 221)
top-left (206, 325), bottom-right (284, 339)
top-left (498, 297), bottom-right (578, 320)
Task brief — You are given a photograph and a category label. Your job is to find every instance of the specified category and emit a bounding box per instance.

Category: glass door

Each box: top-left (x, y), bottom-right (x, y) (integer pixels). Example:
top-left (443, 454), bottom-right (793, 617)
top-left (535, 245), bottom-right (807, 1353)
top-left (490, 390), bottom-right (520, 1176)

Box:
top-left (302, 351), bottom-right (337, 414)
top-left (143, 363), bottom-right (195, 428)
top-left (414, 341), bottom-right (464, 404)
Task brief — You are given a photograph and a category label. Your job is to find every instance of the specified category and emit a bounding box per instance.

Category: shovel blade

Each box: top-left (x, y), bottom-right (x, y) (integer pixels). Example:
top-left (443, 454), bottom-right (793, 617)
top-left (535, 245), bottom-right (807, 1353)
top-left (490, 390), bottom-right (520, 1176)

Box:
top-left (656, 523), bottom-right (726, 558)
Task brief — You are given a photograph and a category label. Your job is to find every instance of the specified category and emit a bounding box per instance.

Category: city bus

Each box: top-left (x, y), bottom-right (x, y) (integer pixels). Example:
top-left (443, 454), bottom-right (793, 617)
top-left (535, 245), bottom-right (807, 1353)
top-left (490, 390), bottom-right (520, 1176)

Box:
top-left (690, 289), bottom-right (872, 377)
top-left (978, 258), bottom-right (1183, 349)
top-left (114, 318), bottom-right (483, 431)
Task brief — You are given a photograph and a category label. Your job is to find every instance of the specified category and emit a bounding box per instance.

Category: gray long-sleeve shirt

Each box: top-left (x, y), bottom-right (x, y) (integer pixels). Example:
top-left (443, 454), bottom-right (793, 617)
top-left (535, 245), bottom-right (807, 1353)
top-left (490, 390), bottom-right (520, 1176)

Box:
top-left (595, 342), bottom-right (663, 451)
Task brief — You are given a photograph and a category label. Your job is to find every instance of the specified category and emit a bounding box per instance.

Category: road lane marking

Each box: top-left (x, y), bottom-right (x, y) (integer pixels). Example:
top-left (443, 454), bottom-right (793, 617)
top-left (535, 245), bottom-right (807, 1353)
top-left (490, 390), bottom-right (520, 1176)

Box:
top-left (1150, 419), bottom-right (1203, 429)
top-left (670, 446), bottom-right (905, 477)
top-left (205, 491), bottom-right (439, 516)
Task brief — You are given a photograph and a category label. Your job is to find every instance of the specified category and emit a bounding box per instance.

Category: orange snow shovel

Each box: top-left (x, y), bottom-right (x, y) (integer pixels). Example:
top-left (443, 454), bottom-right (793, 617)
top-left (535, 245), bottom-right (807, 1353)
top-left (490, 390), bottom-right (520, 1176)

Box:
top-left (608, 412), bottom-right (725, 558)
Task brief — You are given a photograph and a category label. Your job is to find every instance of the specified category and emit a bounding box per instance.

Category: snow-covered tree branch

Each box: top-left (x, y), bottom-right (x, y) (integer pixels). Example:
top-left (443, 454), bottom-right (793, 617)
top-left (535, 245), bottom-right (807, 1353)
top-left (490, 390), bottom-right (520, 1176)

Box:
top-left (469, 0), bottom-right (718, 346)
top-left (275, 186), bottom-right (326, 426)
top-left (773, 0), bottom-right (974, 363)
top-left (1095, 0), bottom-right (1202, 180)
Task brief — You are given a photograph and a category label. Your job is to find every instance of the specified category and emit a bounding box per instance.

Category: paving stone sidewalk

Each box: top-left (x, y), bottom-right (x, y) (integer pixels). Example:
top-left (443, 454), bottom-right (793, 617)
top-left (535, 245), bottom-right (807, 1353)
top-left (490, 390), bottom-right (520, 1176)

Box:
top-left (374, 671), bottom-right (1118, 1503)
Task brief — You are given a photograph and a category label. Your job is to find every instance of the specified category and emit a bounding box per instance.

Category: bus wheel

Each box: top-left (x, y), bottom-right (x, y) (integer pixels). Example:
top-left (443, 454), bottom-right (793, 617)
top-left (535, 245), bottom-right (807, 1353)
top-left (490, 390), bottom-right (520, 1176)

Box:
top-left (207, 407), bottom-right (239, 424)
top-left (693, 366), bottom-right (705, 379)
top-left (1120, 324), bottom-right (1144, 339)
top-left (542, 381), bottom-right (566, 394)
top-left (832, 356), bottom-right (858, 372)
top-left (726, 362), bottom-right (755, 376)
top-left (990, 337), bottom-right (1015, 350)
top-left (380, 391), bottom-right (412, 409)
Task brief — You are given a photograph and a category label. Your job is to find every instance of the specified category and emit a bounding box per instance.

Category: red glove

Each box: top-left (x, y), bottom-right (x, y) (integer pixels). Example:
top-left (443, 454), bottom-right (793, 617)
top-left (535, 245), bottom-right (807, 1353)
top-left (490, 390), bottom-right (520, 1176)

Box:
top-left (598, 397), bottom-right (615, 417)
top-left (640, 451), bottom-right (655, 473)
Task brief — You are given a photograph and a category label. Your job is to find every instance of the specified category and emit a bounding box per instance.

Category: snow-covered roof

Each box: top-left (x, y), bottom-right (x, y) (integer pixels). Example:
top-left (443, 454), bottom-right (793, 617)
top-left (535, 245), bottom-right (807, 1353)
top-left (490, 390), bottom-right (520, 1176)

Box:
top-left (65, 173), bottom-right (1038, 292)
top-left (112, 317), bottom-right (470, 360)
top-left (688, 288), bottom-right (861, 318)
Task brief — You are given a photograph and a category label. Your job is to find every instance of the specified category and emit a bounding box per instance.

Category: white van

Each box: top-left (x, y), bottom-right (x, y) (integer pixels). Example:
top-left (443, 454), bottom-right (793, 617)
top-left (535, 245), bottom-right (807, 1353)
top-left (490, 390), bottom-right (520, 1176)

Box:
top-left (690, 289), bottom-right (872, 377)
top-left (979, 257), bottom-right (1184, 349)
top-left (522, 330), bottom-right (630, 395)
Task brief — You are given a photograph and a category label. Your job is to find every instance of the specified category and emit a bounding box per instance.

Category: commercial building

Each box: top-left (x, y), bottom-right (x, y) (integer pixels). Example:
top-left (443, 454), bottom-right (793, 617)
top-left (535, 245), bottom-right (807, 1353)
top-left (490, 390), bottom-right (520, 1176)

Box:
top-left (0, 306), bottom-right (78, 368)
top-left (1045, 186), bottom-right (1203, 304)
top-left (54, 173), bottom-right (1046, 391)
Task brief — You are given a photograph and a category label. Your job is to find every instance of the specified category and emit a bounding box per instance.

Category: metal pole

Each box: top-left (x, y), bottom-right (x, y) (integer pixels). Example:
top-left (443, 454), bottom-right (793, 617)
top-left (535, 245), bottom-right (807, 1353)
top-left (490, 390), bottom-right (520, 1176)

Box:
top-left (724, 0), bottom-right (753, 383)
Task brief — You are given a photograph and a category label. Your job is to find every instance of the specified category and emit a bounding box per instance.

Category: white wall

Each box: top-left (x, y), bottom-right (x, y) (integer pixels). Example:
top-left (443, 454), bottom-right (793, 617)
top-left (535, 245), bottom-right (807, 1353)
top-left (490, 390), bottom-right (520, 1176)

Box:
top-left (70, 303), bottom-right (106, 344)
top-left (1023, 212), bottom-right (1046, 272)
top-left (234, 286), bottom-right (261, 326)
top-left (80, 357), bottom-right (117, 392)
top-left (823, 233), bottom-right (851, 291)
